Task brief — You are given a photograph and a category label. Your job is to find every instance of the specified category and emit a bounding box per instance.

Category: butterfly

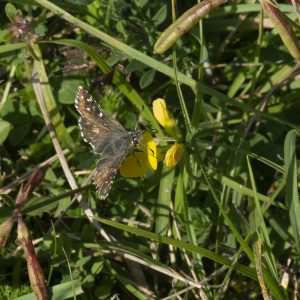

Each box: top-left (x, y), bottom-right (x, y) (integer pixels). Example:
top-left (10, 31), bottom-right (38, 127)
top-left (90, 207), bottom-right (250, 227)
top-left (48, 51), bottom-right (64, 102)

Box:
top-left (75, 86), bottom-right (142, 199)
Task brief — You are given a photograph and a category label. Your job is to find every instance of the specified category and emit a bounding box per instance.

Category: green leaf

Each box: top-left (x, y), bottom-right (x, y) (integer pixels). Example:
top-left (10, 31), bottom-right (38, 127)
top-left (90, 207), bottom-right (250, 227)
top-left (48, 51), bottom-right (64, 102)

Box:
top-left (155, 165), bottom-right (174, 235)
top-left (284, 130), bottom-right (300, 253)
top-left (94, 277), bottom-right (113, 299)
top-left (247, 156), bottom-right (278, 279)
top-left (51, 77), bottom-right (82, 104)
top-left (5, 3), bottom-right (18, 23)
top-left (14, 280), bottom-right (83, 300)
top-left (9, 122), bottom-right (31, 146)
top-left (153, 4), bottom-right (167, 26)
top-left (75, 256), bottom-right (92, 267)
top-left (1, 99), bottom-right (32, 146)
top-left (0, 119), bottom-right (11, 144)
top-left (0, 43), bottom-right (26, 54)
top-left (139, 69), bottom-right (156, 89)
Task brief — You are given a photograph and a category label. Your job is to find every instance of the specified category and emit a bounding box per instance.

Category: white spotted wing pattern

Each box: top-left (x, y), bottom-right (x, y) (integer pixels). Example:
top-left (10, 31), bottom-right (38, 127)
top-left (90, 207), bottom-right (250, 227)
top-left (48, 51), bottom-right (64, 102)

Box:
top-left (75, 86), bottom-right (142, 199)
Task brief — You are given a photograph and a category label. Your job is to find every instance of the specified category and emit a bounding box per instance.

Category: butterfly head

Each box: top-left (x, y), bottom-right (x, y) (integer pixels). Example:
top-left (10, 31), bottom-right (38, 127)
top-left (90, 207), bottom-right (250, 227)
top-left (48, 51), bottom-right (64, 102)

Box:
top-left (128, 130), bottom-right (143, 147)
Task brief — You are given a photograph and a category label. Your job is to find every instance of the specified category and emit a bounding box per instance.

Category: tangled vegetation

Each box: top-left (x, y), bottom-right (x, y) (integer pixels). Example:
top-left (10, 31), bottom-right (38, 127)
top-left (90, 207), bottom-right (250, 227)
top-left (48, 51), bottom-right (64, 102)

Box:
top-left (1, 1), bottom-right (300, 299)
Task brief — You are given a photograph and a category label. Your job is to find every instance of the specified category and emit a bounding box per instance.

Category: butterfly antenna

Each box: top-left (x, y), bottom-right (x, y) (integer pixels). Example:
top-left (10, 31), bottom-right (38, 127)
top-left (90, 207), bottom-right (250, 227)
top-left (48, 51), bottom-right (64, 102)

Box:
top-left (134, 105), bottom-right (156, 158)
top-left (136, 144), bottom-right (156, 158)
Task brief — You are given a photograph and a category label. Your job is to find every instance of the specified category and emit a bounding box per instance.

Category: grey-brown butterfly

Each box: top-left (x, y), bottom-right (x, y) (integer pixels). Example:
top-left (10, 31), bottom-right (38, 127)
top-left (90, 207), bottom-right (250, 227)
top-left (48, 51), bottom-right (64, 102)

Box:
top-left (75, 86), bottom-right (142, 199)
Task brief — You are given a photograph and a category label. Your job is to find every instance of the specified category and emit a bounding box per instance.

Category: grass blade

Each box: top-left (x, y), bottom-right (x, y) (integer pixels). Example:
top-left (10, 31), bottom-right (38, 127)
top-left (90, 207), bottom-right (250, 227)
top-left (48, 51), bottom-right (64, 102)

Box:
top-left (284, 130), bottom-right (300, 253)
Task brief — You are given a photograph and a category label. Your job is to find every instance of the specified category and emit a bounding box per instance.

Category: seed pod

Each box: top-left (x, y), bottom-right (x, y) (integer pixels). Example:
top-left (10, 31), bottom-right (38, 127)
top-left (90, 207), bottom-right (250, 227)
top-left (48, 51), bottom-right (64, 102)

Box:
top-left (0, 217), bottom-right (15, 250)
top-left (16, 167), bottom-right (46, 207)
top-left (18, 216), bottom-right (49, 300)
top-left (262, 0), bottom-right (300, 60)
top-left (165, 144), bottom-right (185, 168)
top-left (154, 0), bottom-right (227, 54)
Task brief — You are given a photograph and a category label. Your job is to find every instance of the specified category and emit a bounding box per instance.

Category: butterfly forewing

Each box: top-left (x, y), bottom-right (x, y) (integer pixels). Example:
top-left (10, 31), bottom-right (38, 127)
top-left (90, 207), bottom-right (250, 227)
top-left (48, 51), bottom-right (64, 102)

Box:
top-left (75, 86), bottom-right (142, 199)
top-left (75, 87), bottom-right (126, 153)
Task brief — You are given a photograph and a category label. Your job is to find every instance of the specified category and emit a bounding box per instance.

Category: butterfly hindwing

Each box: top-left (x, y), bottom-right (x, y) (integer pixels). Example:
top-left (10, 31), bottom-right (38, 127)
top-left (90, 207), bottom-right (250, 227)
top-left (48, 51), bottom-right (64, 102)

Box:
top-left (93, 155), bottom-right (126, 199)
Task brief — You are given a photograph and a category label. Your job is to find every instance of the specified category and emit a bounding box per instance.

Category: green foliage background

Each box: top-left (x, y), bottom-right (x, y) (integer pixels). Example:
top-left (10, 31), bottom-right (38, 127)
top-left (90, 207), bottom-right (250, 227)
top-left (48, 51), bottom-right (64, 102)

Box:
top-left (0, 0), bottom-right (300, 299)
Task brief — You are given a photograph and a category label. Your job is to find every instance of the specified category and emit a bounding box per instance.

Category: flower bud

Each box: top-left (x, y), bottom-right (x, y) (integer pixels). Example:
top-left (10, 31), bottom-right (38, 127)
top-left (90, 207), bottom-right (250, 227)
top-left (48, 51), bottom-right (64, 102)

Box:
top-left (165, 144), bottom-right (185, 168)
top-left (153, 99), bottom-right (176, 129)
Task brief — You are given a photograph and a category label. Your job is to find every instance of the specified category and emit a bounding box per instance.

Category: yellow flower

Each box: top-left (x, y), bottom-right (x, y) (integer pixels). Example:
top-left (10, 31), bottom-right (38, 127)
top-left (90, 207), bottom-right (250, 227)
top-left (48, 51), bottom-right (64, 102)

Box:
top-left (153, 98), bottom-right (176, 129)
top-left (165, 144), bottom-right (185, 168)
top-left (120, 132), bottom-right (157, 177)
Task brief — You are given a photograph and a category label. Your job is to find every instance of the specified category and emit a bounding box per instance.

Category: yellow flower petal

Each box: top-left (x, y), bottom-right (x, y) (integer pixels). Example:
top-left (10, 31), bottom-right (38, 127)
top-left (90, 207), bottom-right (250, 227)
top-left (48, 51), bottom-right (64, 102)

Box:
top-left (119, 132), bottom-right (157, 177)
top-left (153, 98), bottom-right (176, 128)
top-left (120, 152), bottom-right (150, 177)
top-left (165, 144), bottom-right (185, 168)
top-left (140, 132), bottom-right (157, 171)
